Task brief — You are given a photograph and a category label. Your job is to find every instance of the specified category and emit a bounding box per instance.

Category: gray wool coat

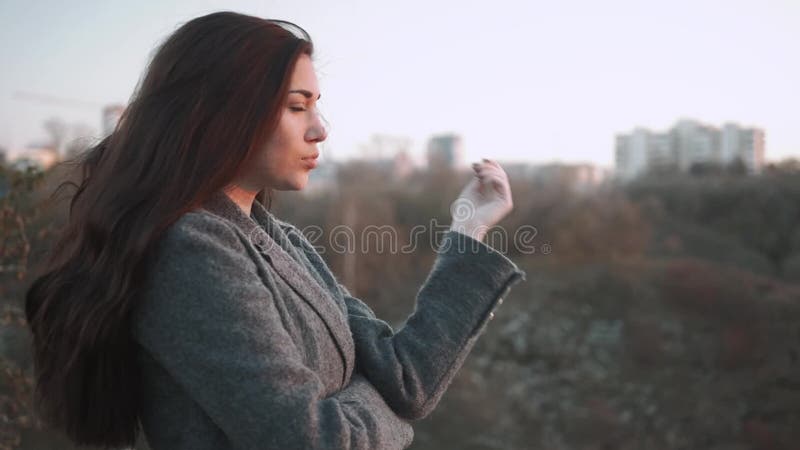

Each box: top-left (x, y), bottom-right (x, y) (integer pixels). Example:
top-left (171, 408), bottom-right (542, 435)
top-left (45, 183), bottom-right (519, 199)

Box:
top-left (131, 190), bottom-right (526, 450)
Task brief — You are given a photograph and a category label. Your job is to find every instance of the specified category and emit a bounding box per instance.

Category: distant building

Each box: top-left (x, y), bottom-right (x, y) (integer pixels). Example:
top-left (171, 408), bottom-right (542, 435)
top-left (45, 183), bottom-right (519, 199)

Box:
top-left (10, 145), bottom-right (59, 171)
top-left (388, 149), bottom-right (415, 180)
top-left (673, 119), bottom-right (722, 172)
top-left (615, 119), bottom-right (765, 180)
top-left (102, 104), bottom-right (126, 136)
top-left (426, 134), bottom-right (463, 170)
top-left (615, 129), bottom-right (649, 180)
top-left (356, 134), bottom-right (416, 179)
top-left (504, 161), bottom-right (609, 192)
top-left (0, 147), bottom-right (7, 166)
top-left (721, 123), bottom-right (765, 173)
top-left (531, 163), bottom-right (609, 191)
top-left (502, 162), bottom-right (539, 182)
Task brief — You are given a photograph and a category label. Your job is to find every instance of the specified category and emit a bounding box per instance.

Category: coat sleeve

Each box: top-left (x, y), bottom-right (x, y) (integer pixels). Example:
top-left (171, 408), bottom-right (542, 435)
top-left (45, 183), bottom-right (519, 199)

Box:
top-left (291, 227), bottom-right (526, 421)
top-left (131, 212), bottom-right (413, 450)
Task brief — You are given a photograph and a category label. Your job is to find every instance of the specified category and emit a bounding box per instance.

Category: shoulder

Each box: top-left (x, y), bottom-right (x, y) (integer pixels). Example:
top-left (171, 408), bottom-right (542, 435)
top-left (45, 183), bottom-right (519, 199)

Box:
top-left (160, 210), bottom-right (245, 251)
top-left (138, 211), bottom-right (260, 311)
top-left (133, 212), bottom-right (267, 348)
top-left (149, 210), bottom-right (256, 275)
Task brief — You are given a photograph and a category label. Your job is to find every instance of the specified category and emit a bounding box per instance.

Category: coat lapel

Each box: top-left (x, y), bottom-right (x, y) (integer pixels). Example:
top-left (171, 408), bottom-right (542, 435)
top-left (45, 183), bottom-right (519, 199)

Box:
top-left (201, 191), bottom-right (354, 386)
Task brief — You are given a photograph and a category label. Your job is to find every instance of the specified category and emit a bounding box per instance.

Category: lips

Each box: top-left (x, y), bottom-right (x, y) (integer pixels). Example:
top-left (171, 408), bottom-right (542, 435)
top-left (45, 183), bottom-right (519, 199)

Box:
top-left (302, 154), bottom-right (319, 169)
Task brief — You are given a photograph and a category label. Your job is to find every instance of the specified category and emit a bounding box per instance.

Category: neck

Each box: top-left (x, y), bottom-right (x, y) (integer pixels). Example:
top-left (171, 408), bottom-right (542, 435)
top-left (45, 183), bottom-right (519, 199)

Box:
top-left (223, 185), bottom-right (258, 216)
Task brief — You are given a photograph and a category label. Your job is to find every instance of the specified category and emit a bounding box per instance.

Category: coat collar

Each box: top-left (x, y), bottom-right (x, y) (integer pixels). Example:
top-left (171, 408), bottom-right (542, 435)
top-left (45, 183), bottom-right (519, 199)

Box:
top-left (200, 190), bottom-right (354, 387)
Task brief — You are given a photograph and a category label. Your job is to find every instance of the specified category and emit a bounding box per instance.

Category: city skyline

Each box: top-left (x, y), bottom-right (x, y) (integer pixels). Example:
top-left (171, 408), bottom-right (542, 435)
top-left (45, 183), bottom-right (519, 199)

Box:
top-left (1, 0), bottom-right (798, 167)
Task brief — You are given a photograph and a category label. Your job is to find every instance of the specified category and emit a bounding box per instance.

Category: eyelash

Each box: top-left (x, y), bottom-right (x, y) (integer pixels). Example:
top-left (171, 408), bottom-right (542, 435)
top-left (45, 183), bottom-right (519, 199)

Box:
top-left (289, 106), bottom-right (307, 112)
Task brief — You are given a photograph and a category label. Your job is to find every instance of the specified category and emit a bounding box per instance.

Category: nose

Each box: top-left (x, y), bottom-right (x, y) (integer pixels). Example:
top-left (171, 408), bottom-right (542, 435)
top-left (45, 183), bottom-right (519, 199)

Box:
top-left (305, 111), bottom-right (328, 143)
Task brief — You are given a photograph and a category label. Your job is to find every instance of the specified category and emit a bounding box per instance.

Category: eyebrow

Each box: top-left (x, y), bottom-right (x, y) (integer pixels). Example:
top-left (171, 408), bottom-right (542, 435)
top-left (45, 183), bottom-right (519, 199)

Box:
top-left (288, 89), bottom-right (321, 100)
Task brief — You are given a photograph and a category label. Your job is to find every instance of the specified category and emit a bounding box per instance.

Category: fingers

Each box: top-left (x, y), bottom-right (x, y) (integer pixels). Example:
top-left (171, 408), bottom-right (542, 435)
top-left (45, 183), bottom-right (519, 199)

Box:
top-left (481, 158), bottom-right (501, 169)
top-left (486, 172), bottom-right (510, 197)
top-left (472, 159), bottom-right (507, 183)
top-left (472, 158), bottom-right (504, 174)
top-left (471, 159), bottom-right (512, 201)
top-left (473, 169), bottom-right (510, 197)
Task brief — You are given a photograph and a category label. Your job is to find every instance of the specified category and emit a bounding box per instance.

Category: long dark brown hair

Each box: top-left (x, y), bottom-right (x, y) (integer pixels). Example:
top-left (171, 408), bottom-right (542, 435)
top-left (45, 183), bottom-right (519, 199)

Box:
top-left (24, 11), bottom-right (313, 448)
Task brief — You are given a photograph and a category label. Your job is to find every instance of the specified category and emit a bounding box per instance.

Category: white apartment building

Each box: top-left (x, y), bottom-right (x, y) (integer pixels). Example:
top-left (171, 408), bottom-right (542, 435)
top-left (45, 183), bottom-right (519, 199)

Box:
top-left (615, 119), bottom-right (765, 180)
top-left (721, 123), bottom-right (765, 173)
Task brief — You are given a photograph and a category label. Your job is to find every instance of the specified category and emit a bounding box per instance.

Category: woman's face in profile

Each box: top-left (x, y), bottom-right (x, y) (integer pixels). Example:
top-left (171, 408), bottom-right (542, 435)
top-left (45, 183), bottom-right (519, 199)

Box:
top-left (238, 54), bottom-right (327, 192)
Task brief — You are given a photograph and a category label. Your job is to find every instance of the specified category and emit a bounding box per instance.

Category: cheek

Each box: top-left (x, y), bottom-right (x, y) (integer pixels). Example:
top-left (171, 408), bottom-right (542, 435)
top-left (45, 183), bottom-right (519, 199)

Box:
top-left (259, 133), bottom-right (288, 167)
top-left (252, 116), bottom-right (304, 175)
top-left (265, 121), bottom-right (297, 157)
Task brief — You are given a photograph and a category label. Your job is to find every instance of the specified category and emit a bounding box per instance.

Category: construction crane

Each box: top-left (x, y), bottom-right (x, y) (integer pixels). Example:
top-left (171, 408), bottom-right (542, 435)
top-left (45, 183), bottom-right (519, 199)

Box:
top-left (12, 90), bottom-right (105, 110)
top-left (9, 90), bottom-right (120, 159)
top-left (12, 90), bottom-right (126, 143)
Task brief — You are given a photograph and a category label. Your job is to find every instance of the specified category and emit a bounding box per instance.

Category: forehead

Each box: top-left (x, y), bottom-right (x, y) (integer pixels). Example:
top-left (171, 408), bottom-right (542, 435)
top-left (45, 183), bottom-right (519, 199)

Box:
top-left (289, 55), bottom-right (319, 91)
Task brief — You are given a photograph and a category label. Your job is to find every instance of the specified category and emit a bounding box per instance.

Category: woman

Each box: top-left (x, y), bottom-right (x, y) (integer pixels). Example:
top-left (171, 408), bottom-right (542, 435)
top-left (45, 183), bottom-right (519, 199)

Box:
top-left (25, 11), bottom-right (526, 450)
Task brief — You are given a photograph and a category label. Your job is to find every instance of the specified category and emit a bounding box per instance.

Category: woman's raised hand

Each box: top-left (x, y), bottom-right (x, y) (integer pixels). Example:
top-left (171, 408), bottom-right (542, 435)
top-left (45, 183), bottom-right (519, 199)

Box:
top-left (449, 159), bottom-right (514, 242)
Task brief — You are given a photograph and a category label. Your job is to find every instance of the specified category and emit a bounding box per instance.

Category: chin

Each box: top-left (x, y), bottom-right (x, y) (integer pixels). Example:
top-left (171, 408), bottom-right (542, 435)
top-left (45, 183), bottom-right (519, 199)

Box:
top-left (273, 175), bottom-right (309, 191)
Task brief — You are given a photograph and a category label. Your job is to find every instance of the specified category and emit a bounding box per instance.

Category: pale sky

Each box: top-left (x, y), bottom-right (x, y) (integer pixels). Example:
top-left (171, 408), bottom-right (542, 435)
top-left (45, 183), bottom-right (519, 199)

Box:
top-left (1, 0), bottom-right (798, 167)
